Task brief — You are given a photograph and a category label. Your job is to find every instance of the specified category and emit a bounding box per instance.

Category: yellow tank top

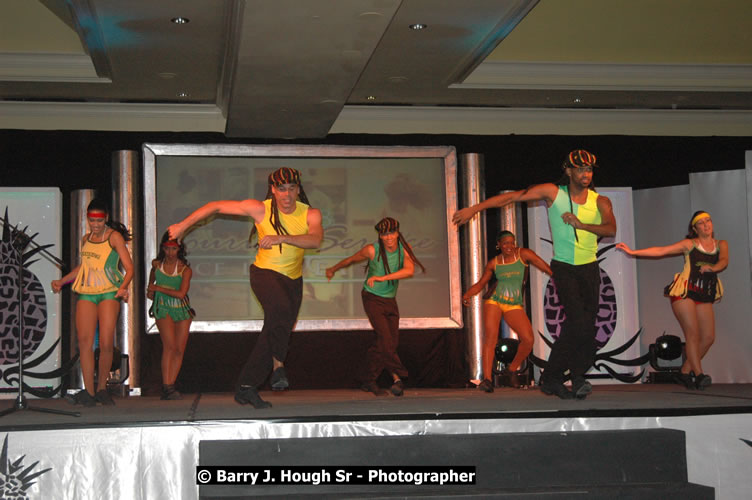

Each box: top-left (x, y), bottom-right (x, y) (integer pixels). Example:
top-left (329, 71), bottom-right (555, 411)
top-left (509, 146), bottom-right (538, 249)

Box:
top-left (253, 199), bottom-right (309, 279)
top-left (72, 233), bottom-right (123, 294)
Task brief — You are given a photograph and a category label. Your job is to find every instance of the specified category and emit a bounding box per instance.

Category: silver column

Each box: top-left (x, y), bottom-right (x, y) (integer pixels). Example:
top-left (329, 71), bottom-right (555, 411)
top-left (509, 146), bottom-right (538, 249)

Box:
top-left (459, 153), bottom-right (486, 381)
top-left (68, 189), bottom-right (97, 389)
top-left (112, 151), bottom-right (141, 394)
top-left (498, 192), bottom-right (524, 341)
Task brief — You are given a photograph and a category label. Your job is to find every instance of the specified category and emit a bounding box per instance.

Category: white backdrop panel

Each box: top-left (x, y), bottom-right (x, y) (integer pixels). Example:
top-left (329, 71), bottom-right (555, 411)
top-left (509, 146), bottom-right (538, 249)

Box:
top-left (633, 169), bottom-right (752, 383)
top-left (0, 188), bottom-right (62, 397)
top-left (632, 185), bottom-right (691, 356)
top-left (689, 169), bottom-right (751, 383)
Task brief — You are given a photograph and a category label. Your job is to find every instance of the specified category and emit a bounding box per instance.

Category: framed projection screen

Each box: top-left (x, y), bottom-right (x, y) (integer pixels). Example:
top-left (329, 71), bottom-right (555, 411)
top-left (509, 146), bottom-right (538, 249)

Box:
top-left (143, 144), bottom-right (462, 333)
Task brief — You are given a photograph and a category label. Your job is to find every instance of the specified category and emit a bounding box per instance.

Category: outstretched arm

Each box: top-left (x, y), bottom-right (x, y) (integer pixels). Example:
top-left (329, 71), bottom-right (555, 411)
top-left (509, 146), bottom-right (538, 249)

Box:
top-left (257, 207), bottom-right (324, 250)
top-left (520, 248), bottom-right (553, 276)
top-left (326, 245), bottom-right (374, 280)
top-left (168, 199), bottom-right (265, 241)
top-left (452, 183), bottom-right (558, 226)
top-left (462, 259), bottom-right (496, 304)
top-left (615, 239), bottom-right (692, 258)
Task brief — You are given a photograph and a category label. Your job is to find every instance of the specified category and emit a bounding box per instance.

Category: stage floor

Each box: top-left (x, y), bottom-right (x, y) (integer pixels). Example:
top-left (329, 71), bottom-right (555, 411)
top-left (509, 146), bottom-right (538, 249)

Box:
top-left (2, 382), bottom-right (751, 432)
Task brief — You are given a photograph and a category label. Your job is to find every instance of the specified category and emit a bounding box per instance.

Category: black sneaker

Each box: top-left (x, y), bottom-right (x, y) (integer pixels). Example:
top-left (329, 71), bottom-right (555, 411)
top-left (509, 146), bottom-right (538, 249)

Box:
top-left (390, 380), bottom-right (404, 397)
top-left (161, 385), bottom-right (183, 400)
top-left (571, 377), bottom-right (593, 400)
top-left (360, 381), bottom-right (385, 396)
top-left (539, 379), bottom-right (574, 400)
top-left (477, 379), bottom-right (494, 393)
top-left (673, 371), bottom-right (695, 390)
top-left (695, 373), bottom-right (712, 390)
top-left (68, 390), bottom-right (97, 407)
top-left (95, 389), bottom-right (115, 406)
top-left (235, 386), bottom-right (272, 409)
top-left (269, 367), bottom-right (289, 391)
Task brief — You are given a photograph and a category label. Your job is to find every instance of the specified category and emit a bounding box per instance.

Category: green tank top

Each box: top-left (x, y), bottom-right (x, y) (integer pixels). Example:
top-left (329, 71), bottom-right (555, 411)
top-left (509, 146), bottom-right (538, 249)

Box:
top-left (363, 241), bottom-right (404, 298)
top-left (548, 186), bottom-right (601, 265)
top-left (490, 250), bottom-right (527, 305)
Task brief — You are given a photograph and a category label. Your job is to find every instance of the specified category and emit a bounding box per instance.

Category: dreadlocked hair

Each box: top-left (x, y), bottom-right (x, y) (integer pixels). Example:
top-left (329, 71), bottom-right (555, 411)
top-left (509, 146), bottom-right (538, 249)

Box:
top-left (557, 158), bottom-right (597, 192)
top-left (248, 168), bottom-right (311, 252)
top-left (87, 198), bottom-right (131, 241)
top-left (370, 217), bottom-right (426, 283)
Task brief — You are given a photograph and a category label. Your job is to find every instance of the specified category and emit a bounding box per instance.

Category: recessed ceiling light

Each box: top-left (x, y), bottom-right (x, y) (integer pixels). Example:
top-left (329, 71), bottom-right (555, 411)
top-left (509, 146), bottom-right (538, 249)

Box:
top-left (409, 23), bottom-right (427, 30)
top-left (177, 92), bottom-right (189, 98)
top-left (171, 17), bottom-right (190, 24)
top-left (573, 97), bottom-right (582, 103)
top-left (157, 72), bottom-right (177, 79)
top-left (366, 96), bottom-right (376, 101)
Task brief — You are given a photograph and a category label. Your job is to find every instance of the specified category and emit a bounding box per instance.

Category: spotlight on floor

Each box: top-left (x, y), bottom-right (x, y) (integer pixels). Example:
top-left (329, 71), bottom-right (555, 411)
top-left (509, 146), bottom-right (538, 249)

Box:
top-left (494, 338), bottom-right (530, 388)
top-left (494, 338), bottom-right (519, 372)
top-left (647, 333), bottom-right (685, 384)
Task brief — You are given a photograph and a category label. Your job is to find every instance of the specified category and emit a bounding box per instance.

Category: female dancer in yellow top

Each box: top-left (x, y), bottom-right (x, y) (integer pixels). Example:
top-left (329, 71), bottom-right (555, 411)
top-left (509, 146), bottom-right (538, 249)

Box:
top-left (52, 199), bottom-right (134, 406)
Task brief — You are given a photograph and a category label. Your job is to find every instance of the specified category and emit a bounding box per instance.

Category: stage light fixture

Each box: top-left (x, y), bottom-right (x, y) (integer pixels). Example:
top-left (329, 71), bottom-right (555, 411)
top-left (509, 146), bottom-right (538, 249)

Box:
top-left (647, 333), bottom-right (685, 383)
top-left (495, 338), bottom-right (519, 365)
top-left (653, 334), bottom-right (683, 361)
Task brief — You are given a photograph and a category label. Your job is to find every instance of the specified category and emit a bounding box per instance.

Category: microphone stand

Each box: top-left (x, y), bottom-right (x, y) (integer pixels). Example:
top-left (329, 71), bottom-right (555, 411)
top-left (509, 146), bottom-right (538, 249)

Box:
top-left (0, 218), bottom-right (79, 418)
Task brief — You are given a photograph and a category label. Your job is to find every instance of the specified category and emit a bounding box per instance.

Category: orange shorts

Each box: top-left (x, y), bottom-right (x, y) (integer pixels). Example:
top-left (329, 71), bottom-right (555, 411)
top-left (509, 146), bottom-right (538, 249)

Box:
top-left (484, 299), bottom-right (523, 314)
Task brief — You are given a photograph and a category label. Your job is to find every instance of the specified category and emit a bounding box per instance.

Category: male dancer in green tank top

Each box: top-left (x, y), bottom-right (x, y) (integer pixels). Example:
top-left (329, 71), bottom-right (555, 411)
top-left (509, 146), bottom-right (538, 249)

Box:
top-left (453, 150), bottom-right (616, 399)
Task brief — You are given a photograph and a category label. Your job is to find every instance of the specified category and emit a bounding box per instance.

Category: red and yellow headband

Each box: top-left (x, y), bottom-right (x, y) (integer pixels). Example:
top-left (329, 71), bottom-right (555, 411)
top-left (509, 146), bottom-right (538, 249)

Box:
top-left (162, 240), bottom-right (180, 248)
top-left (87, 210), bottom-right (107, 218)
top-left (691, 212), bottom-right (711, 226)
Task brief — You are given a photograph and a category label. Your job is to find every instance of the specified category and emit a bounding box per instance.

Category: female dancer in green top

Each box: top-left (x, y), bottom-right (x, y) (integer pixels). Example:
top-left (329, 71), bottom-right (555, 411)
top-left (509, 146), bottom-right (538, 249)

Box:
top-left (463, 231), bottom-right (552, 392)
top-left (147, 232), bottom-right (194, 400)
top-left (326, 217), bottom-right (425, 396)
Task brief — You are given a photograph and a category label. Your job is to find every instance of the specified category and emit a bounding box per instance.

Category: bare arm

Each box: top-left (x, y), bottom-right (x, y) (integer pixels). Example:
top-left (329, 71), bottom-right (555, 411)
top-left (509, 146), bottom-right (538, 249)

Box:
top-left (326, 245), bottom-right (374, 280)
top-left (703, 240), bottom-right (728, 273)
top-left (148, 266), bottom-right (193, 299)
top-left (146, 263), bottom-right (157, 300)
top-left (257, 207), bottom-right (324, 250)
top-left (51, 264), bottom-right (80, 292)
top-left (110, 231), bottom-right (134, 301)
top-left (566, 195), bottom-right (617, 237)
top-left (52, 235), bottom-right (86, 292)
top-left (452, 183), bottom-right (558, 226)
top-left (168, 199), bottom-right (265, 240)
top-left (366, 247), bottom-right (416, 288)
top-left (615, 239), bottom-right (692, 258)
top-left (462, 259), bottom-right (496, 304)
top-left (520, 248), bottom-right (553, 276)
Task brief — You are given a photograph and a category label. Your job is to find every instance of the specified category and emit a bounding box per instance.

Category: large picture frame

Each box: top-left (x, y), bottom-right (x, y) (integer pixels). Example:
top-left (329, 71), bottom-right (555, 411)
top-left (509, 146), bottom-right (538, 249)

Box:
top-left (143, 144), bottom-right (462, 333)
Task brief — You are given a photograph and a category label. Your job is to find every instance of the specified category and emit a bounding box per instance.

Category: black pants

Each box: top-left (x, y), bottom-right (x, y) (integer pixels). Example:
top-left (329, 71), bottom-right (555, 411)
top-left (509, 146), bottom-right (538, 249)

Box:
top-left (361, 290), bottom-right (408, 383)
top-left (544, 260), bottom-right (600, 383)
top-left (237, 265), bottom-right (303, 388)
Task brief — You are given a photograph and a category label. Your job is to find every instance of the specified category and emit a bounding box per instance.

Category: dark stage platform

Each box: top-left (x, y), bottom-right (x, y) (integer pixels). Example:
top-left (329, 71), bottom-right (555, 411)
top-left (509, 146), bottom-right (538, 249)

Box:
top-left (1, 383), bottom-right (751, 431)
top-left (2, 384), bottom-right (751, 499)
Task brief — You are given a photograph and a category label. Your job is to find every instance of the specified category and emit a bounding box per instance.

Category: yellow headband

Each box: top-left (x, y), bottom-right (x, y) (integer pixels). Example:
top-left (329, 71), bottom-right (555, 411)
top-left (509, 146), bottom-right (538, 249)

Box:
top-left (691, 212), bottom-right (711, 226)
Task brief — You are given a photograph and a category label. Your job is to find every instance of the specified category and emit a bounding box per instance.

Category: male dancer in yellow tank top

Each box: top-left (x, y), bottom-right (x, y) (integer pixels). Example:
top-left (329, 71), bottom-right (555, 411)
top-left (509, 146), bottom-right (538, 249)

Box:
top-left (169, 167), bottom-right (323, 408)
top-left (453, 150), bottom-right (616, 400)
